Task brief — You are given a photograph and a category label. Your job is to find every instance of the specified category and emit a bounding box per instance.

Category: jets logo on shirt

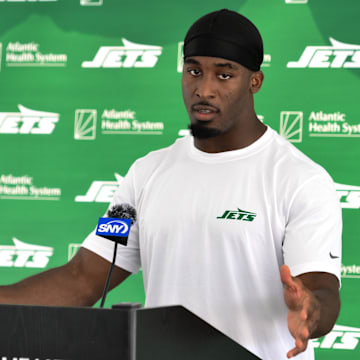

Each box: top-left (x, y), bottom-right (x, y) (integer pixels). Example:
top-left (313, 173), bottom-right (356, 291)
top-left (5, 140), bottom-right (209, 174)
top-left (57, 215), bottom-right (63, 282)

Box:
top-left (217, 208), bottom-right (256, 222)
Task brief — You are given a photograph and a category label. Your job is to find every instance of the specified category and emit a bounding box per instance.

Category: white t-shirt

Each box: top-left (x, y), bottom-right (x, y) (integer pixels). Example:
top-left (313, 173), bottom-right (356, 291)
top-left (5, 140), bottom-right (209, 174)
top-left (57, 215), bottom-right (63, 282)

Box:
top-left (83, 126), bottom-right (342, 360)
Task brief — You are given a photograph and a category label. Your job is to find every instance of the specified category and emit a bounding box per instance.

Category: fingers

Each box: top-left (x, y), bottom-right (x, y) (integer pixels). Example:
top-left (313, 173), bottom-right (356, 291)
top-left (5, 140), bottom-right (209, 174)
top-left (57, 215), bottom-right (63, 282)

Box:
top-left (287, 335), bottom-right (309, 358)
top-left (280, 265), bottom-right (297, 290)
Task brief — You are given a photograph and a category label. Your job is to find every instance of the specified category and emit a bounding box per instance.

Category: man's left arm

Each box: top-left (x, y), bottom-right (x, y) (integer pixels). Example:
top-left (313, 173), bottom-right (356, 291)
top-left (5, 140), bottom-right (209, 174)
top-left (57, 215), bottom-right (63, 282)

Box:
top-left (280, 264), bottom-right (340, 358)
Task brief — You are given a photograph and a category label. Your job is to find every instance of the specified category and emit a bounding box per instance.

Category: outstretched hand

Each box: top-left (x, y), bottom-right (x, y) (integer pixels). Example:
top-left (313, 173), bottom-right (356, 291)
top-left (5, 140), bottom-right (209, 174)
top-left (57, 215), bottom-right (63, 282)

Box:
top-left (280, 265), bottom-right (321, 358)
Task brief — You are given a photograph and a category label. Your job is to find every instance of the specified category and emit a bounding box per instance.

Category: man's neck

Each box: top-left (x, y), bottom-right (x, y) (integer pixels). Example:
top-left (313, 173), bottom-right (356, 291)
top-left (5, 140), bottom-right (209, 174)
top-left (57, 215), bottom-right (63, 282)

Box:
top-left (193, 117), bottom-right (267, 154)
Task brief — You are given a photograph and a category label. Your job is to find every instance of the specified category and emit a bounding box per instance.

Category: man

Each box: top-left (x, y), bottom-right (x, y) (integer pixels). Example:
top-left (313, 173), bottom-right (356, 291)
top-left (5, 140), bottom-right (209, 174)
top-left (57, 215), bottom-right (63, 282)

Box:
top-left (0, 9), bottom-right (341, 360)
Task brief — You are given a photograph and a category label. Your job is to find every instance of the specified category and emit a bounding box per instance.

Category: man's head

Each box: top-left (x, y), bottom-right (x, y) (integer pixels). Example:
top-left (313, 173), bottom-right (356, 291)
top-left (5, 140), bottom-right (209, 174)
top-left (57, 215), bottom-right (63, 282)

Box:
top-left (183, 9), bottom-right (263, 72)
top-left (181, 9), bottom-right (265, 143)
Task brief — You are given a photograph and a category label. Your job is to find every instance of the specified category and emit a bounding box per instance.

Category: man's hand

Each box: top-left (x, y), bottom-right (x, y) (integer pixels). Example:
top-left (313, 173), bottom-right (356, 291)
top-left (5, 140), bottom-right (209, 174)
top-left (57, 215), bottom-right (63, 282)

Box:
top-left (280, 264), bottom-right (321, 358)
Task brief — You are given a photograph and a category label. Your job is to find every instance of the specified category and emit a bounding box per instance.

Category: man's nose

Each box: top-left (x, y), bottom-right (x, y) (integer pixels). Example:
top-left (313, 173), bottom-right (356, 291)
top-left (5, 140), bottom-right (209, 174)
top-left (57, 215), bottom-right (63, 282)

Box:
top-left (195, 76), bottom-right (216, 99)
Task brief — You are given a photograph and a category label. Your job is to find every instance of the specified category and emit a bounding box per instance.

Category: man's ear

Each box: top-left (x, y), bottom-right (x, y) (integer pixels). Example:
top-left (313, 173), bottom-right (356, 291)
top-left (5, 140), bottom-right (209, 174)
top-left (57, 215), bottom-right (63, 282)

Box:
top-left (250, 71), bottom-right (264, 94)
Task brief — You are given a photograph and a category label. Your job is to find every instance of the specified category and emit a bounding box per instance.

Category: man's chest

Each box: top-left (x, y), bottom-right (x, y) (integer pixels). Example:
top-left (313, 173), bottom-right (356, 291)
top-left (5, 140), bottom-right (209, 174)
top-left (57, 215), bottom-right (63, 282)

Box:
top-left (136, 162), bottom-right (286, 254)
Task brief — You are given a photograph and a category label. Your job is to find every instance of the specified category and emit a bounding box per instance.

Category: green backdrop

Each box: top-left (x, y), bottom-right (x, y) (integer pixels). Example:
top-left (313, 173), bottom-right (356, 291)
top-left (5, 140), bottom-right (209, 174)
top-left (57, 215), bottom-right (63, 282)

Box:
top-left (0, 0), bottom-right (359, 358)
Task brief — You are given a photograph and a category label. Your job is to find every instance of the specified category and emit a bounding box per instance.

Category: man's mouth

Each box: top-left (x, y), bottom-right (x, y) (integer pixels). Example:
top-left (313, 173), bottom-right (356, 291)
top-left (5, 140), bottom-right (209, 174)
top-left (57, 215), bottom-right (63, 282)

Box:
top-left (191, 104), bottom-right (219, 121)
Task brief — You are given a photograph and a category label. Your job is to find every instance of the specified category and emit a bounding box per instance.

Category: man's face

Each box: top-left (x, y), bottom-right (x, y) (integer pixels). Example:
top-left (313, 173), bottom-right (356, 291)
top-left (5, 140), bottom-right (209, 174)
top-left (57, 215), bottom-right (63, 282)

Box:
top-left (181, 56), bottom-right (257, 139)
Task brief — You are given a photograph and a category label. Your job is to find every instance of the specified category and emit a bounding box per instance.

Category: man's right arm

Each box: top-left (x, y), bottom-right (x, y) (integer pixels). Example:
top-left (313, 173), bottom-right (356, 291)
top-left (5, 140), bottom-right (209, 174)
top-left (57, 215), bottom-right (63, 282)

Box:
top-left (0, 247), bottom-right (131, 307)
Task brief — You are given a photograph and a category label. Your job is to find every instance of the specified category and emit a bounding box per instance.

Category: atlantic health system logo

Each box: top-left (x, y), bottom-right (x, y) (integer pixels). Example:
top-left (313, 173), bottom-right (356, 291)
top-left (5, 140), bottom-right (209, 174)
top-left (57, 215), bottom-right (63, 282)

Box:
top-left (82, 38), bottom-right (162, 68)
top-left (287, 38), bottom-right (360, 68)
top-left (74, 108), bottom-right (164, 139)
top-left (280, 110), bottom-right (360, 142)
top-left (74, 109), bottom-right (97, 140)
top-left (0, 105), bottom-right (59, 134)
top-left (0, 174), bottom-right (61, 200)
top-left (4, 42), bottom-right (67, 68)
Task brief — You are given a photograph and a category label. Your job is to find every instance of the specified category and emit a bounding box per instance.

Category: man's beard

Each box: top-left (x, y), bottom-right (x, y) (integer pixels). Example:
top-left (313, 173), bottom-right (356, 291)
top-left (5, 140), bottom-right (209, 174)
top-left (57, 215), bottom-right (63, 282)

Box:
top-left (188, 123), bottom-right (222, 139)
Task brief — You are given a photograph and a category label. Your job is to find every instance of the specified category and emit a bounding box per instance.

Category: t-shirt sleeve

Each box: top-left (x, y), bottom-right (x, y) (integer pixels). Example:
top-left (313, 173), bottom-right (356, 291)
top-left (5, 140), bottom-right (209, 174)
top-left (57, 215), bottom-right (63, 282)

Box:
top-left (81, 163), bottom-right (141, 274)
top-left (283, 174), bottom-right (342, 283)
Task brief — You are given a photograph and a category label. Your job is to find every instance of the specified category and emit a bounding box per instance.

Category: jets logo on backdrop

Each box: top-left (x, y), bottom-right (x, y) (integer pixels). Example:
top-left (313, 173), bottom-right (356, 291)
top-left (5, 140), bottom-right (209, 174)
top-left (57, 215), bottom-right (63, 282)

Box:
top-left (335, 183), bottom-right (360, 208)
top-left (287, 38), bottom-right (360, 68)
top-left (313, 325), bottom-right (360, 350)
top-left (0, 238), bottom-right (53, 268)
top-left (82, 38), bottom-right (162, 68)
top-left (0, 105), bottom-right (59, 134)
top-left (75, 173), bottom-right (123, 202)
top-left (217, 208), bottom-right (257, 222)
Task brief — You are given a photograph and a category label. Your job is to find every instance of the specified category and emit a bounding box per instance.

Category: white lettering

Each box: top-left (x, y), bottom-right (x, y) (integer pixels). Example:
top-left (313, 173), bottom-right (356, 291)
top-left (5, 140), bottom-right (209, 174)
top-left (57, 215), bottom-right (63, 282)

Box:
top-left (0, 239), bottom-right (53, 268)
top-left (106, 224), bottom-right (124, 233)
top-left (331, 50), bottom-right (354, 68)
top-left (0, 250), bottom-right (15, 267)
top-left (309, 122), bottom-right (340, 133)
top-left (14, 250), bottom-right (34, 267)
top-left (26, 251), bottom-right (52, 268)
top-left (82, 39), bottom-right (162, 68)
top-left (308, 111), bottom-right (346, 122)
top-left (102, 50), bottom-right (124, 67)
top-left (309, 50), bottom-right (332, 68)
top-left (342, 123), bottom-right (360, 135)
top-left (99, 224), bottom-right (108, 232)
top-left (0, 174), bottom-right (32, 185)
top-left (0, 105), bottom-right (59, 134)
top-left (287, 47), bottom-right (316, 68)
top-left (102, 109), bottom-right (135, 120)
top-left (333, 332), bottom-right (360, 349)
top-left (345, 51), bottom-right (360, 68)
top-left (135, 50), bottom-right (162, 67)
top-left (287, 38), bottom-right (360, 68)
top-left (123, 51), bottom-right (143, 67)
top-left (75, 174), bottom-right (123, 203)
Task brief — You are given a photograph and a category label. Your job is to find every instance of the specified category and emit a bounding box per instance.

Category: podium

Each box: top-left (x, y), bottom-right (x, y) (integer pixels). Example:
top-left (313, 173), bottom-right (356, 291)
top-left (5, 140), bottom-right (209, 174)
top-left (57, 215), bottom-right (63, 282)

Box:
top-left (0, 303), bottom-right (260, 359)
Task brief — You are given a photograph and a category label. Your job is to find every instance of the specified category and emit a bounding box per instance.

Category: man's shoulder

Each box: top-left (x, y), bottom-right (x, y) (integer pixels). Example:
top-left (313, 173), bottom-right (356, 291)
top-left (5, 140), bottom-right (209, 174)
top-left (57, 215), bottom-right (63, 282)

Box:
top-left (128, 136), bottom-right (189, 182)
top-left (267, 129), bottom-right (334, 189)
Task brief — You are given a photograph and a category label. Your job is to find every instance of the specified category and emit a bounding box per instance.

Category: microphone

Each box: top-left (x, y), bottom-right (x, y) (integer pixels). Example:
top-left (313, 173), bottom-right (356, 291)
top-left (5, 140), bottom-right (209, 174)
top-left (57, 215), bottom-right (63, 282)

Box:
top-left (96, 203), bottom-right (137, 246)
top-left (97, 203), bottom-right (137, 308)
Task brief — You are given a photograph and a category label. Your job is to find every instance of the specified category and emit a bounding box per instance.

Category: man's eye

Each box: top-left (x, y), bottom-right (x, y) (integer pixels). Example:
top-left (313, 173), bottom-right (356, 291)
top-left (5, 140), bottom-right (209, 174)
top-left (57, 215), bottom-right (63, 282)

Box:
top-left (218, 73), bottom-right (232, 80)
top-left (188, 69), bottom-right (201, 76)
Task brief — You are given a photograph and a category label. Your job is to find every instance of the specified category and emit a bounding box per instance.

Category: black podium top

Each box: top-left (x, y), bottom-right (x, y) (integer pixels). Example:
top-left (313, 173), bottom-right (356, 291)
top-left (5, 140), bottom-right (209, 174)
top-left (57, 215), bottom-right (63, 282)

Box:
top-left (0, 303), bottom-right (260, 360)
